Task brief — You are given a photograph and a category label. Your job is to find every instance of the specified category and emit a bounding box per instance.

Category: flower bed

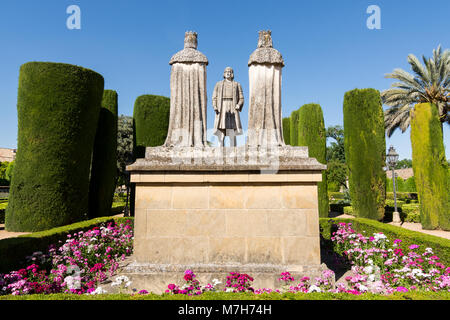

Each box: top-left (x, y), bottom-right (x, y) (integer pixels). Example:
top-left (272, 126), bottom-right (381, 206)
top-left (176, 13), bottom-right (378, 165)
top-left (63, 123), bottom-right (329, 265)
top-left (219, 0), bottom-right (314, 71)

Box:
top-left (1, 217), bottom-right (449, 298)
top-left (159, 221), bottom-right (449, 296)
top-left (0, 219), bottom-right (133, 295)
top-left (331, 222), bottom-right (449, 293)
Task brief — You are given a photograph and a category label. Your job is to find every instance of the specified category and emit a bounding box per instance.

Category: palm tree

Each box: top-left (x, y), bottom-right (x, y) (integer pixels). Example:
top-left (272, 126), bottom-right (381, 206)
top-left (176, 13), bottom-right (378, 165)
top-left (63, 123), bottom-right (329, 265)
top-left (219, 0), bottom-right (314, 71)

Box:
top-left (382, 45), bottom-right (450, 137)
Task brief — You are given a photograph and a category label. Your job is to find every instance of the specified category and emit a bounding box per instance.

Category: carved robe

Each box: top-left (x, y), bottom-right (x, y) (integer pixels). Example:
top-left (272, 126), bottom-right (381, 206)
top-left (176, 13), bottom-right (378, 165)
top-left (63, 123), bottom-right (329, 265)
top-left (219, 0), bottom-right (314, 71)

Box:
top-left (212, 80), bottom-right (244, 136)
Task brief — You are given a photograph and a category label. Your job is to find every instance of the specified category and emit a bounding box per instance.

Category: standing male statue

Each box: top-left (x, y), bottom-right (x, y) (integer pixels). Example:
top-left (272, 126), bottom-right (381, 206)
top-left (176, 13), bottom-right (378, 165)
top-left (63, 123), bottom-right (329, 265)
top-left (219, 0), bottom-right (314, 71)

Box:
top-left (212, 67), bottom-right (244, 147)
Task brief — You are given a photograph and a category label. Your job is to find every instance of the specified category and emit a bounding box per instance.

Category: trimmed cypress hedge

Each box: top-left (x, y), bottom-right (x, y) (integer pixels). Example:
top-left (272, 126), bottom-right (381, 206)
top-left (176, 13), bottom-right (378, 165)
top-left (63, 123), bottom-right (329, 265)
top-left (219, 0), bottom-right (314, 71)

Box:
top-left (282, 117), bottom-right (290, 145)
top-left (343, 88), bottom-right (386, 221)
top-left (289, 110), bottom-right (299, 146)
top-left (88, 90), bottom-right (118, 219)
top-left (410, 103), bottom-right (450, 230)
top-left (5, 62), bottom-right (104, 232)
top-left (297, 104), bottom-right (328, 217)
top-left (133, 95), bottom-right (170, 159)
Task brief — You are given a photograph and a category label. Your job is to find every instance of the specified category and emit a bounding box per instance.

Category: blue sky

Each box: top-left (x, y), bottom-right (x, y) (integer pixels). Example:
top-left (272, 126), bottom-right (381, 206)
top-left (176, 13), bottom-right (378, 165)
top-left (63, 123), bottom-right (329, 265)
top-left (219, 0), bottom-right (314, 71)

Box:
top-left (0, 0), bottom-right (449, 160)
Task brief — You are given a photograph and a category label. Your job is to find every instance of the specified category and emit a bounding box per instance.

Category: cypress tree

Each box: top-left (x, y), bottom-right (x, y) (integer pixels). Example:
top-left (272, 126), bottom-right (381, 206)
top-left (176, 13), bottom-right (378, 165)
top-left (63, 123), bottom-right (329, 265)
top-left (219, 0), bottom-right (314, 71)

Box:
top-left (297, 104), bottom-right (329, 217)
top-left (133, 95), bottom-right (170, 158)
top-left (289, 110), bottom-right (300, 146)
top-left (6, 62), bottom-right (104, 231)
top-left (88, 90), bottom-right (118, 218)
top-left (343, 88), bottom-right (386, 220)
top-left (410, 103), bottom-right (449, 230)
top-left (283, 117), bottom-right (291, 145)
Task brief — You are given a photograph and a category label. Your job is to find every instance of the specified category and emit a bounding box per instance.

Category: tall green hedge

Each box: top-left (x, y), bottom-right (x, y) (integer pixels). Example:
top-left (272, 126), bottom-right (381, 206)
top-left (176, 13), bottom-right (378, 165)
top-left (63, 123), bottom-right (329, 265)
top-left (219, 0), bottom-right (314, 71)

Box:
top-left (297, 104), bottom-right (328, 217)
top-left (133, 95), bottom-right (170, 158)
top-left (289, 110), bottom-right (300, 146)
top-left (282, 117), bottom-right (290, 145)
top-left (6, 62), bottom-right (104, 232)
top-left (410, 103), bottom-right (449, 230)
top-left (88, 90), bottom-right (118, 219)
top-left (343, 88), bottom-right (386, 220)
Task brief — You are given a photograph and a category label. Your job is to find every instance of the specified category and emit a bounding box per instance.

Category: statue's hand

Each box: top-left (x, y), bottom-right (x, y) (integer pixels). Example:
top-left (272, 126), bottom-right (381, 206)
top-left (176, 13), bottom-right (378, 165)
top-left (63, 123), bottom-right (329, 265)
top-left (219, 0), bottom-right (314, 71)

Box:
top-left (235, 104), bottom-right (240, 111)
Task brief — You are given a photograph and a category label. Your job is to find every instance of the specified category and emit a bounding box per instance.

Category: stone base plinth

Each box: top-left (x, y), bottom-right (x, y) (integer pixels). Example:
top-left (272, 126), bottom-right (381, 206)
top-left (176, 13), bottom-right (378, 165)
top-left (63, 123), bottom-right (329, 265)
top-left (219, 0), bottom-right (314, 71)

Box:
top-left (125, 146), bottom-right (327, 293)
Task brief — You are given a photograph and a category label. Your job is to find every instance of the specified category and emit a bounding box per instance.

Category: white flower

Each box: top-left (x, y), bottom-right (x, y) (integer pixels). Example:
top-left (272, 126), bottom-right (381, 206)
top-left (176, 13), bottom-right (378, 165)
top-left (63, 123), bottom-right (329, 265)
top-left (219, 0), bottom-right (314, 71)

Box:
top-left (64, 275), bottom-right (81, 290)
top-left (212, 279), bottom-right (221, 285)
top-left (91, 287), bottom-right (107, 295)
top-left (307, 285), bottom-right (321, 293)
top-left (358, 284), bottom-right (368, 292)
top-left (364, 266), bottom-right (374, 274)
top-left (225, 288), bottom-right (234, 293)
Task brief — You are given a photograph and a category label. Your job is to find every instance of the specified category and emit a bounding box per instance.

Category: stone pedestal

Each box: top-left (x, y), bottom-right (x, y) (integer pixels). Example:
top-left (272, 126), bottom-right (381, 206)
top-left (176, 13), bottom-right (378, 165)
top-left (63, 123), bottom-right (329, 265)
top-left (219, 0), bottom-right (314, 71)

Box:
top-left (124, 146), bottom-right (327, 293)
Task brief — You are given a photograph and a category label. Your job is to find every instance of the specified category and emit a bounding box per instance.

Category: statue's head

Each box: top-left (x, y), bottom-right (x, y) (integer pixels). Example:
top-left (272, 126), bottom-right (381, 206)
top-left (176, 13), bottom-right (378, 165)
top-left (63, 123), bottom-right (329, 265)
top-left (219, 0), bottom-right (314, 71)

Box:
top-left (223, 67), bottom-right (234, 80)
top-left (257, 30), bottom-right (273, 48)
top-left (184, 31), bottom-right (198, 49)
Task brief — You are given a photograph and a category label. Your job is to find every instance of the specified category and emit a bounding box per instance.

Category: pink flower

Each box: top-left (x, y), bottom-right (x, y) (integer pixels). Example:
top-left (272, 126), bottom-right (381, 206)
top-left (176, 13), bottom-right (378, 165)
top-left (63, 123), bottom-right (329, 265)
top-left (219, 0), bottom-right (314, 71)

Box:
top-left (409, 244), bottom-right (419, 250)
top-left (396, 287), bottom-right (408, 292)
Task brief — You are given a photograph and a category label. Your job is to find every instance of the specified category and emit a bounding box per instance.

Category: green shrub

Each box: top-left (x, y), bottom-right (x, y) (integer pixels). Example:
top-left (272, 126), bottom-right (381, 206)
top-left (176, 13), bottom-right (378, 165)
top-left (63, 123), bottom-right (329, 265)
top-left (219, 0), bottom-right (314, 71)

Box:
top-left (343, 89), bottom-right (386, 221)
top-left (402, 204), bottom-right (421, 223)
top-left (297, 104), bottom-right (328, 217)
top-left (289, 110), bottom-right (299, 146)
top-left (329, 203), bottom-right (350, 214)
top-left (328, 192), bottom-right (345, 200)
top-left (0, 216), bottom-right (134, 274)
top-left (6, 62), bottom-right (104, 232)
top-left (343, 206), bottom-right (354, 215)
top-left (405, 176), bottom-right (417, 192)
top-left (320, 217), bottom-right (450, 266)
top-left (88, 90), bottom-right (118, 219)
top-left (386, 192), bottom-right (418, 201)
top-left (133, 95), bottom-right (170, 159)
top-left (411, 103), bottom-right (450, 230)
top-left (385, 199), bottom-right (405, 208)
top-left (282, 117), bottom-right (290, 145)
top-left (5, 161), bottom-right (14, 183)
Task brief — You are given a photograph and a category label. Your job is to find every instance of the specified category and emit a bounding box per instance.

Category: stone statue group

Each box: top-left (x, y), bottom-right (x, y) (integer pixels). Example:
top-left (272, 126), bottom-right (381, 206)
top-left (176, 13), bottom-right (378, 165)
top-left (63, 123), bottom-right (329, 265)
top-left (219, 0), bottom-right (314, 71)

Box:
top-left (164, 30), bottom-right (286, 148)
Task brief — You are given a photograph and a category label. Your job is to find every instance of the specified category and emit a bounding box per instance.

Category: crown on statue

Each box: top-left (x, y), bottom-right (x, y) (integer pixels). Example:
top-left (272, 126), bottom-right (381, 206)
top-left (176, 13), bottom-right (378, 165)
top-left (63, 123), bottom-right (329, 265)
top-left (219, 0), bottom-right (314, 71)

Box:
top-left (257, 30), bottom-right (273, 48)
top-left (184, 31), bottom-right (198, 49)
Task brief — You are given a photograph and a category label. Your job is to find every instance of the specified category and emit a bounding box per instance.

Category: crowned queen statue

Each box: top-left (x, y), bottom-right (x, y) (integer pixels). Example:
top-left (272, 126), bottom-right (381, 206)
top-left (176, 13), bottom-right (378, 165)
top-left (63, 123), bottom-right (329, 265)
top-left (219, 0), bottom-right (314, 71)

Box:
top-left (164, 32), bottom-right (208, 147)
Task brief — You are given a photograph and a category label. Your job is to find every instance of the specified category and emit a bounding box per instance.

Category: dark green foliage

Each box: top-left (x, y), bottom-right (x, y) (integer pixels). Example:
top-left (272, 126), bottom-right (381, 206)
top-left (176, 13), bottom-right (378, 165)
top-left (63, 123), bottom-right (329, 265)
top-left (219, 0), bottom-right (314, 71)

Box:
top-left (297, 104), bottom-right (329, 217)
top-left (0, 216), bottom-right (132, 273)
top-left (320, 217), bottom-right (450, 266)
top-left (326, 125), bottom-right (345, 162)
top-left (5, 161), bottom-right (14, 182)
top-left (133, 95), bottom-right (170, 159)
top-left (116, 115), bottom-right (134, 187)
top-left (410, 103), bottom-right (449, 230)
top-left (289, 110), bottom-right (299, 146)
top-left (6, 62), bottom-right (104, 232)
top-left (325, 126), bottom-right (347, 192)
top-left (88, 90), bottom-right (118, 219)
top-left (0, 162), bottom-right (9, 185)
top-left (405, 176), bottom-right (416, 192)
top-left (326, 160), bottom-right (348, 192)
top-left (282, 117), bottom-right (290, 145)
top-left (343, 88), bottom-right (386, 220)
top-left (395, 159), bottom-right (413, 169)
top-left (387, 176), bottom-right (416, 193)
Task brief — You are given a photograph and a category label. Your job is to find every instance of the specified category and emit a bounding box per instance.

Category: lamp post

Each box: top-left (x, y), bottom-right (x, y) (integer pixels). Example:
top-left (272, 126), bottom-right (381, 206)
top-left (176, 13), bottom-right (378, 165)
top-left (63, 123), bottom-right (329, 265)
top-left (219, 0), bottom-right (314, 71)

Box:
top-left (387, 146), bottom-right (400, 224)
